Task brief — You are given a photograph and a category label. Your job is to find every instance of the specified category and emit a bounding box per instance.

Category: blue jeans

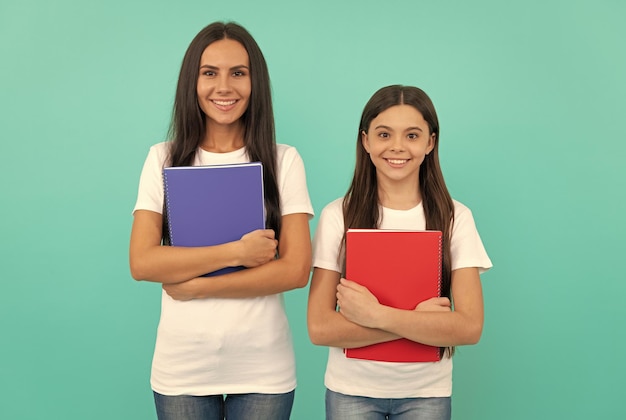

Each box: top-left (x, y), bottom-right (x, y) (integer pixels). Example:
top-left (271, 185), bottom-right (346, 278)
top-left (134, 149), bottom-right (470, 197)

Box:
top-left (153, 390), bottom-right (295, 420)
top-left (326, 389), bottom-right (451, 420)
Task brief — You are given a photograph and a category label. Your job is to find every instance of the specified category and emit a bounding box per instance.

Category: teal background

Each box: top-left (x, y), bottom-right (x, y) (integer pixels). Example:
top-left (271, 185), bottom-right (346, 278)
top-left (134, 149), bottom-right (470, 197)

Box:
top-left (1, 0), bottom-right (624, 418)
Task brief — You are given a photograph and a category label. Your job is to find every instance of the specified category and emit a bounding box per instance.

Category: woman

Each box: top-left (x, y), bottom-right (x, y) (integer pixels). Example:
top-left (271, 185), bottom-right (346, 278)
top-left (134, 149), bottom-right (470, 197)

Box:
top-left (130, 21), bottom-right (313, 420)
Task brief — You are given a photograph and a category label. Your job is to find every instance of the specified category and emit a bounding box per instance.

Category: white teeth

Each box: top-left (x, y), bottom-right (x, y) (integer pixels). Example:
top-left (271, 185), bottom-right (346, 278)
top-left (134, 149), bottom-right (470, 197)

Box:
top-left (388, 159), bottom-right (407, 164)
top-left (212, 100), bottom-right (237, 106)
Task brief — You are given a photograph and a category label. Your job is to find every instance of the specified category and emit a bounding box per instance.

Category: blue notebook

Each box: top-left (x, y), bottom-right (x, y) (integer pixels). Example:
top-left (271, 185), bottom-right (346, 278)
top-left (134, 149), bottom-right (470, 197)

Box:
top-left (162, 162), bottom-right (266, 277)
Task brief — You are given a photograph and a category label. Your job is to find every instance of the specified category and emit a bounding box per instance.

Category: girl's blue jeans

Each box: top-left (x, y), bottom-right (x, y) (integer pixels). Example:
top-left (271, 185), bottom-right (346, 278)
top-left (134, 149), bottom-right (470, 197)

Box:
top-left (326, 389), bottom-right (451, 420)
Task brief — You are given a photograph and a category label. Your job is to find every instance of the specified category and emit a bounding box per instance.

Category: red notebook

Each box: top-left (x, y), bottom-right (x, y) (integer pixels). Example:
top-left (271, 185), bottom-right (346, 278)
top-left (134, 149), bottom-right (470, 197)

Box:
top-left (344, 229), bottom-right (442, 363)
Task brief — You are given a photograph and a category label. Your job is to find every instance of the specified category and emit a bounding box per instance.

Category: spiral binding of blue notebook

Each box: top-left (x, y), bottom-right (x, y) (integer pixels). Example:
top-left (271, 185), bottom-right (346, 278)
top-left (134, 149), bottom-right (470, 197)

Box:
top-left (163, 162), bottom-right (265, 277)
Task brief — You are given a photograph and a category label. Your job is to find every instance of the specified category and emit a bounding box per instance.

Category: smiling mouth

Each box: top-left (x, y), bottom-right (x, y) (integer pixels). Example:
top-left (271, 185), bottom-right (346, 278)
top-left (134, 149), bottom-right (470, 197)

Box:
top-left (386, 159), bottom-right (409, 165)
top-left (211, 99), bottom-right (238, 107)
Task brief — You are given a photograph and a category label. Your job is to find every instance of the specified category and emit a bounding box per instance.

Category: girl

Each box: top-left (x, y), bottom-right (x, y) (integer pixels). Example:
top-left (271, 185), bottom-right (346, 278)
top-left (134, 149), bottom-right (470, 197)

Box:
top-left (308, 85), bottom-right (492, 420)
top-left (130, 22), bottom-right (313, 420)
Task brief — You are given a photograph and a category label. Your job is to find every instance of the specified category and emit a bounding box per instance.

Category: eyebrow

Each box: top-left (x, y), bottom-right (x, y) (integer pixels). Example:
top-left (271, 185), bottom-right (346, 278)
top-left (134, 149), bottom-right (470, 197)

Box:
top-left (199, 64), bottom-right (250, 71)
top-left (374, 125), bottom-right (424, 132)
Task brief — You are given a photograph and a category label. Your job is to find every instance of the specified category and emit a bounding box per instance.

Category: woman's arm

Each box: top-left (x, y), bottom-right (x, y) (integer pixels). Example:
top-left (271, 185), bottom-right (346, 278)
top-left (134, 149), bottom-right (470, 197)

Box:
top-left (337, 267), bottom-right (484, 347)
top-left (307, 267), bottom-right (400, 348)
top-left (129, 209), bottom-right (278, 284)
top-left (161, 212), bottom-right (311, 299)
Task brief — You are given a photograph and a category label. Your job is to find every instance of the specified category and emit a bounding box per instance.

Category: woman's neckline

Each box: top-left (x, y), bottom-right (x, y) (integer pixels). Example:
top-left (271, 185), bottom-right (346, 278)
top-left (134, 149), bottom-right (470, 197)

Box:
top-left (198, 145), bottom-right (246, 156)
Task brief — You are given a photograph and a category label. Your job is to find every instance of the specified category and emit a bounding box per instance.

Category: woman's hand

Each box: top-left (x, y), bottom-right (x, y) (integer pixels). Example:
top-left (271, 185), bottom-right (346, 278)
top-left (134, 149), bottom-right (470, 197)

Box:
top-left (336, 278), bottom-right (383, 329)
top-left (415, 297), bottom-right (452, 312)
top-left (238, 229), bottom-right (278, 268)
top-left (163, 278), bottom-right (205, 301)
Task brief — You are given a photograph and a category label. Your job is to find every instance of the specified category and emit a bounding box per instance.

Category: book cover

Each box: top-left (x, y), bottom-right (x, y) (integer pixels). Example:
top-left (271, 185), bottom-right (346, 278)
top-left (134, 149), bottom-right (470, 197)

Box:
top-left (163, 162), bottom-right (265, 277)
top-left (344, 229), bottom-right (442, 363)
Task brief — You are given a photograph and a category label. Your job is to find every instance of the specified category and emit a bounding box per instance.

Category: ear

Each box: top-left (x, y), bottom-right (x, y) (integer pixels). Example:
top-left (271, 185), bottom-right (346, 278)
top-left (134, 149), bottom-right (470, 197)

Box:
top-left (426, 133), bottom-right (436, 155)
top-left (361, 130), bottom-right (370, 153)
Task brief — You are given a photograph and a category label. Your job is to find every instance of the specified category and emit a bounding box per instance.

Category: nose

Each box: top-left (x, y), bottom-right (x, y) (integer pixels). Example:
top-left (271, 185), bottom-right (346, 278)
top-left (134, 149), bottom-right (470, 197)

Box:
top-left (389, 135), bottom-right (404, 152)
top-left (215, 74), bottom-right (231, 93)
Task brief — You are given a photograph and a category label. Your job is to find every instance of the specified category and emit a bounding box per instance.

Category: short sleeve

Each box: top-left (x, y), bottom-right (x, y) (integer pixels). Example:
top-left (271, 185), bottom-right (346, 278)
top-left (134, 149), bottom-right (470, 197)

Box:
top-left (450, 202), bottom-right (492, 273)
top-left (276, 145), bottom-right (314, 218)
top-left (132, 142), bottom-right (169, 214)
top-left (311, 198), bottom-right (345, 273)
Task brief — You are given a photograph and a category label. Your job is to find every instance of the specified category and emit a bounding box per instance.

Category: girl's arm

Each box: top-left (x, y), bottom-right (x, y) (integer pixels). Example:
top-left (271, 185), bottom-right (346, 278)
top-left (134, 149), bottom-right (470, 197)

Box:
top-left (337, 267), bottom-right (484, 347)
top-left (129, 209), bottom-right (278, 284)
top-left (161, 212), bottom-right (311, 299)
top-left (307, 267), bottom-right (400, 348)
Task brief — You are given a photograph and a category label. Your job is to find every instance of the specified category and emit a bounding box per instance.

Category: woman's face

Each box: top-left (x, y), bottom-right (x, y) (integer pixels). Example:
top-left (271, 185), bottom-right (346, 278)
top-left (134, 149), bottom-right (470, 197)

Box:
top-left (196, 38), bottom-right (251, 129)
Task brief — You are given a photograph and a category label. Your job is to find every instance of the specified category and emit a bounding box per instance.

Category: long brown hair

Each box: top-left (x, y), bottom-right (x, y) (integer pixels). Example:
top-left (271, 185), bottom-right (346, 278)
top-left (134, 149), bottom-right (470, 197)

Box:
top-left (343, 85), bottom-right (455, 357)
top-left (163, 22), bottom-right (281, 243)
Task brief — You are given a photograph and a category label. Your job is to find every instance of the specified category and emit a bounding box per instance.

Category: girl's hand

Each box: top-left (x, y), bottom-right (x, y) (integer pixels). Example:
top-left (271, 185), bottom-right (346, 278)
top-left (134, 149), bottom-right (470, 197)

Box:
top-left (163, 278), bottom-right (204, 301)
top-left (415, 297), bottom-right (452, 312)
top-left (238, 229), bottom-right (278, 268)
top-left (336, 278), bottom-right (383, 328)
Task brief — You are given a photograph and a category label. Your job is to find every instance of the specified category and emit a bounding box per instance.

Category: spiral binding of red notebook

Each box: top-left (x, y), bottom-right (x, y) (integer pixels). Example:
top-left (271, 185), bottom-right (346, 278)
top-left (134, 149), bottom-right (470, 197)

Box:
top-left (344, 229), bottom-right (442, 363)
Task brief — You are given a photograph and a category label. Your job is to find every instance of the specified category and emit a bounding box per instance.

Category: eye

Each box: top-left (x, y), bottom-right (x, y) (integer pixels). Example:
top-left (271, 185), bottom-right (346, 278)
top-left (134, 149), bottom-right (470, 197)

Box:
top-left (233, 70), bottom-right (247, 77)
top-left (202, 70), bottom-right (216, 77)
top-left (407, 133), bottom-right (419, 140)
top-left (377, 132), bottom-right (390, 139)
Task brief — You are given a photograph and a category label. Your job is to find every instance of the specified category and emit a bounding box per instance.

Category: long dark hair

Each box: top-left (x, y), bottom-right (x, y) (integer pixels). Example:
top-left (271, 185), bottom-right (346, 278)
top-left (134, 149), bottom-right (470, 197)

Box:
top-left (343, 85), bottom-right (455, 357)
top-left (163, 21), bottom-right (281, 243)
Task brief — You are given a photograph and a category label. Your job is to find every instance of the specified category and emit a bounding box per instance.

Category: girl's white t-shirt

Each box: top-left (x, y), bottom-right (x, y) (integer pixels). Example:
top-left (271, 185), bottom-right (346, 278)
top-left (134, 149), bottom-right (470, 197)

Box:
top-left (312, 197), bottom-right (492, 398)
top-left (133, 142), bottom-right (314, 395)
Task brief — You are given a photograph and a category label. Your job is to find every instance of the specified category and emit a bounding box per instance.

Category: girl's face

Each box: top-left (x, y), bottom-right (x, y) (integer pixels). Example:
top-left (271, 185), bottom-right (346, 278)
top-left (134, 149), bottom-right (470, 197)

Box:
top-left (196, 39), bottom-right (251, 130)
top-left (362, 104), bottom-right (435, 187)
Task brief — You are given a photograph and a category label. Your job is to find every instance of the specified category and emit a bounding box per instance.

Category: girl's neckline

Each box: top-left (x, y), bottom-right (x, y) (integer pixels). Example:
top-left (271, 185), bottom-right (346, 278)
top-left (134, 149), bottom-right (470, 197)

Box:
top-left (381, 201), bottom-right (423, 212)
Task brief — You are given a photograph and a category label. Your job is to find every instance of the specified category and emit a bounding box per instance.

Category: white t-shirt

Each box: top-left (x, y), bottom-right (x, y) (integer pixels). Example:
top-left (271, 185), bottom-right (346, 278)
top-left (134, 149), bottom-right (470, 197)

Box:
top-left (133, 142), bottom-right (314, 396)
top-left (312, 197), bottom-right (492, 398)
